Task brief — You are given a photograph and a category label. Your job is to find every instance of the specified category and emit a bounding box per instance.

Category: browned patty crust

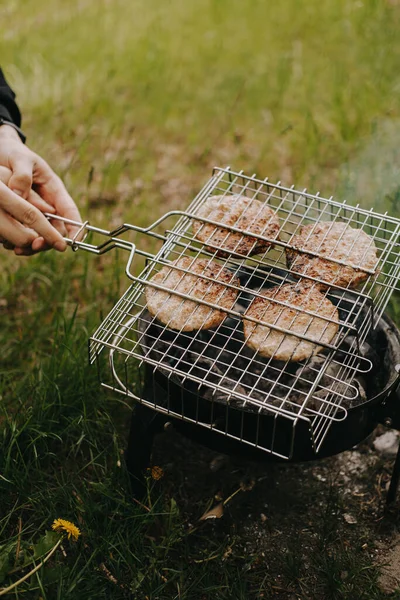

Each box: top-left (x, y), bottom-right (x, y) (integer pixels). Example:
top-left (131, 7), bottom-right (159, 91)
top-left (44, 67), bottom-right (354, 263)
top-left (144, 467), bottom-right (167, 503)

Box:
top-left (243, 283), bottom-right (339, 362)
top-left (192, 194), bottom-right (280, 257)
top-left (145, 256), bottom-right (240, 331)
top-left (286, 222), bottom-right (378, 289)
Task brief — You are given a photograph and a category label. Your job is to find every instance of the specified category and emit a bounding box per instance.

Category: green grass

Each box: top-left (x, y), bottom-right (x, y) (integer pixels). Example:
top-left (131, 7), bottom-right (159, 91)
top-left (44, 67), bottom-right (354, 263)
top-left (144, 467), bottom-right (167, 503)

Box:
top-left (1, 0), bottom-right (400, 597)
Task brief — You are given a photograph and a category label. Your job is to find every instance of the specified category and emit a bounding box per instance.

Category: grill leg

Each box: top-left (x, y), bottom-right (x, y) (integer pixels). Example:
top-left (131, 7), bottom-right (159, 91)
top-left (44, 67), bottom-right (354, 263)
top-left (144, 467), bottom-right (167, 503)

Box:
top-left (125, 403), bottom-right (166, 498)
top-left (387, 441), bottom-right (400, 505)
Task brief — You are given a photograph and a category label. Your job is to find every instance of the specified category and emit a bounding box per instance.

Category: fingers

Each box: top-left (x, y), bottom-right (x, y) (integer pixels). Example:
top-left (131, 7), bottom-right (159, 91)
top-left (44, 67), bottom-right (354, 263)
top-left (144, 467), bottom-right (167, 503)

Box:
top-left (0, 167), bottom-right (39, 253)
top-left (0, 165), bottom-right (56, 215)
top-left (14, 235), bottom-right (51, 256)
top-left (0, 165), bottom-right (11, 185)
top-left (27, 188), bottom-right (56, 215)
top-left (30, 237), bottom-right (49, 252)
top-left (7, 151), bottom-right (34, 200)
top-left (0, 206), bottom-right (38, 248)
top-left (21, 189), bottom-right (67, 253)
top-left (27, 188), bottom-right (69, 236)
top-left (33, 157), bottom-right (82, 234)
top-left (14, 245), bottom-right (45, 256)
top-left (0, 148), bottom-right (82, 255)
top-left (0, 181), bottom-right (66, 252)
top-left (0, 172), bottom-right (66, 255)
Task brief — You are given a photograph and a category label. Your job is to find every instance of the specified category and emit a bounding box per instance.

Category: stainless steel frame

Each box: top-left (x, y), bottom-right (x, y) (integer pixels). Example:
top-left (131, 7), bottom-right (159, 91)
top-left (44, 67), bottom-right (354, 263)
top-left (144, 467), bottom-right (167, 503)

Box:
top-left (48, 166), bottom-right (400, 459)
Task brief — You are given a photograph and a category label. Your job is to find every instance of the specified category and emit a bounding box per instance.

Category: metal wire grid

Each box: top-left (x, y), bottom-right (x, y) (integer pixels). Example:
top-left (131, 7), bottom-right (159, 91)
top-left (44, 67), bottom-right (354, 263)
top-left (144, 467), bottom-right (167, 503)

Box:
top-left (90, 166), bottom-right (400, 357)
top-left (98, 283), bottom-right (363, 459)
top-left (94, 251), bottom-right (368, 456)
top-left (190, 168), bottom-right (400, 451)
top-left (107, 297), bottom-right (356, 411)
top-left (105, 348), bottom-right (306, 460)
top-left (85, 167), bottom-right (400, 455)
top-left (187, 168), bottom-right (400, 325)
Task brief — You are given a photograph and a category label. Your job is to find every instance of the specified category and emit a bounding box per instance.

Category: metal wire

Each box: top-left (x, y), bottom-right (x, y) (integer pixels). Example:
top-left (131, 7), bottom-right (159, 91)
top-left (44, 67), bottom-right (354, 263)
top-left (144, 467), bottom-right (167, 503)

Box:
top-left (56, 166), bottom-right (400, 458)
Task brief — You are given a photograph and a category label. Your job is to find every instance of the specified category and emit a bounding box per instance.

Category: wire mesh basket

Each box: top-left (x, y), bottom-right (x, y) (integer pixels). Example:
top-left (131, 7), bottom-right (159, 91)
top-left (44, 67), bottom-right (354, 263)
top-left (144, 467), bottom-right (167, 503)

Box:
top-left (53, 167), bottom-right (400, 459)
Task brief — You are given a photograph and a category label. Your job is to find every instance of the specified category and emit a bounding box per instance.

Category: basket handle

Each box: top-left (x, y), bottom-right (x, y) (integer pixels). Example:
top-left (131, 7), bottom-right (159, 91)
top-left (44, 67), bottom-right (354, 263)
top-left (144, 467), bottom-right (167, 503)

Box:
top-left (44, 213), bottom-right (137, 281)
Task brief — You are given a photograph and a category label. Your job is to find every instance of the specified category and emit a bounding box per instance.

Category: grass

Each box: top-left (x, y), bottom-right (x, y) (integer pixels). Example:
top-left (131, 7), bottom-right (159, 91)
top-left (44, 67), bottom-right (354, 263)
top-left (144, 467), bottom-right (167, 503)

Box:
top-left (1, 0), bottom-right (400, 597)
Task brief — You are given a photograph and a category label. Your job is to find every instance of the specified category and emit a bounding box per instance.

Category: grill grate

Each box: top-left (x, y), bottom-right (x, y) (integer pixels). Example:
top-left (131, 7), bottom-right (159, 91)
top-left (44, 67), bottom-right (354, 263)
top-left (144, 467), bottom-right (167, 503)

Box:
top-left (57, 167), bottom-right (400, 458)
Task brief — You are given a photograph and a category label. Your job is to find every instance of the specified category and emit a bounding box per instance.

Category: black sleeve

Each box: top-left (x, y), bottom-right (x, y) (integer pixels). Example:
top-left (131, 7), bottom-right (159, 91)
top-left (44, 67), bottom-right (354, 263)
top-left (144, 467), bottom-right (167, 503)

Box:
top-left (0, 68), bottom-right (22, 127)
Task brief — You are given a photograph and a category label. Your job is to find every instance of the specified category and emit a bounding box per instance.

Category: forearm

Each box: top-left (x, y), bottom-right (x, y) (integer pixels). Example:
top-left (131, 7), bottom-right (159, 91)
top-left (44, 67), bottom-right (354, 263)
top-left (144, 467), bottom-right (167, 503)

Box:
top-left (0, 68), bottom-right (22, 126)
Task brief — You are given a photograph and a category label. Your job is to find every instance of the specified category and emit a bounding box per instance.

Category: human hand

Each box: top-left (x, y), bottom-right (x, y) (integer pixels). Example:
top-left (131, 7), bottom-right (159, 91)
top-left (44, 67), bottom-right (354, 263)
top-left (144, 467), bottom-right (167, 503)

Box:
top-left (0, 124), bottom-right (81, 255)
top-left (0, 163), bottom-right (65, 254)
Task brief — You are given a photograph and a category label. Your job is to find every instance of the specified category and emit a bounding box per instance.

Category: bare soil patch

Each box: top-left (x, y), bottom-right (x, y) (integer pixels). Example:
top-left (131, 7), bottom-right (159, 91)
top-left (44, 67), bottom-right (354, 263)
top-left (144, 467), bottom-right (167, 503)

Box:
top-left (151, 423), bottom-right (400, 598)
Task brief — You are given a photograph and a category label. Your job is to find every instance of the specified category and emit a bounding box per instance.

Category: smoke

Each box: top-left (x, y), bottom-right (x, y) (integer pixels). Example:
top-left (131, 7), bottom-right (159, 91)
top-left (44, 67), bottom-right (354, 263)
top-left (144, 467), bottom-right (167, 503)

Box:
top-left (336, 119), bottom-right (400, 214)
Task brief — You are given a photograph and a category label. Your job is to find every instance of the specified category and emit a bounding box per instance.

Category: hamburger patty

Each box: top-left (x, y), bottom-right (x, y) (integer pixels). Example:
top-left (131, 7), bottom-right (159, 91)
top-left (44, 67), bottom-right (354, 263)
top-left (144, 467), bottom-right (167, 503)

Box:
top-left (243, 283), bottom-right (339, 362)
top-left (192, 194), bottom-right (280, 257)
top-left (145, 256), bottom-right (240, 331)
top-left (286, 222), bottom-right (378, 289)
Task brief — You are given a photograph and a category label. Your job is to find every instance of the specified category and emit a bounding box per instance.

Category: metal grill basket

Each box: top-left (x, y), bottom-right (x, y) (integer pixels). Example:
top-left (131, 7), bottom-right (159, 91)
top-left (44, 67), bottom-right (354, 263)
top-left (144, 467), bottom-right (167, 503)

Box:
top-left (56, 167), bottom-right (400, 459)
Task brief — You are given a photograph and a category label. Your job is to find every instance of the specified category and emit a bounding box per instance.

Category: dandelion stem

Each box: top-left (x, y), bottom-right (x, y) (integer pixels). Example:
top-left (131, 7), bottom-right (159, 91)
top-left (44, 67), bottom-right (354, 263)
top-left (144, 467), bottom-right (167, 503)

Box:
top-left (0, 538), bottom-right (62, 597)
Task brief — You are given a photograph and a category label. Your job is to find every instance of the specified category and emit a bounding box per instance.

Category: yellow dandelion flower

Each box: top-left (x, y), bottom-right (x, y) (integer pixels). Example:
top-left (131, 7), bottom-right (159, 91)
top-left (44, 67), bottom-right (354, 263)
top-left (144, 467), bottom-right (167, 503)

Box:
top-left (149, 466), bottom-right (164, 481)
top-left (52, 518), bottom-right (81, 542)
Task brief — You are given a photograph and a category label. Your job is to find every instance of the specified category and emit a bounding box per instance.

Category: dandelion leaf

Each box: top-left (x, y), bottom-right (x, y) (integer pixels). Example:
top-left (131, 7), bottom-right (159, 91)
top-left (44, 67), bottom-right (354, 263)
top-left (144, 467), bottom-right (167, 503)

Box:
top-left (33, 531), bottom-right (60, 559)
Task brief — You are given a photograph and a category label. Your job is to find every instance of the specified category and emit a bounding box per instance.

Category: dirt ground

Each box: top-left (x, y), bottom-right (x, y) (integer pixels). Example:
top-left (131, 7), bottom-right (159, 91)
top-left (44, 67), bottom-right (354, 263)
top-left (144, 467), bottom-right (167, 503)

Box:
top-left (151, 422), bottom-right (400, 598)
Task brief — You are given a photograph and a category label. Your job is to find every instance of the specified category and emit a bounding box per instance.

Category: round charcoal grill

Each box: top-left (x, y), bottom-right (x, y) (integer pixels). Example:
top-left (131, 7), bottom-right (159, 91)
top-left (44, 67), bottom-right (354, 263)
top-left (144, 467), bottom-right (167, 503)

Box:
top-left (46, 167), bottom-right (400, 501)
top-left (131, 271), bottom-right (400, 461)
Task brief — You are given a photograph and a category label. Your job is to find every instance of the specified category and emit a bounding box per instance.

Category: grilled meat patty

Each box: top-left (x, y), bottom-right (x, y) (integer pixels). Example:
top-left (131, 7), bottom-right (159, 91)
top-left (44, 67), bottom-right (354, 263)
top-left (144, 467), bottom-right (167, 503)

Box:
top-left (192, 194), bottom-right (280, 257)
top-left (145, 256), bottom-right (240, 331)
top-left (243, 283), bottom-right (339, 362)
top-left (286, 222), bottom-right (378, 289)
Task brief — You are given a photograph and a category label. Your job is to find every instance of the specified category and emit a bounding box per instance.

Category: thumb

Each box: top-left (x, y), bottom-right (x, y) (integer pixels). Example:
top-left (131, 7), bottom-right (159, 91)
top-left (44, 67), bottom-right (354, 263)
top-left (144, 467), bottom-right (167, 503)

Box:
top-left (8, 154), bottom-right (34, 200)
